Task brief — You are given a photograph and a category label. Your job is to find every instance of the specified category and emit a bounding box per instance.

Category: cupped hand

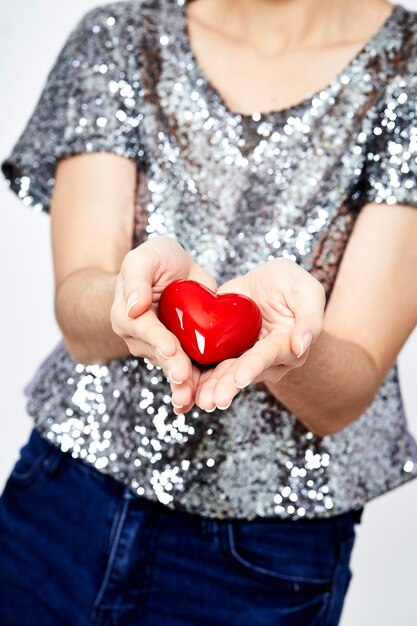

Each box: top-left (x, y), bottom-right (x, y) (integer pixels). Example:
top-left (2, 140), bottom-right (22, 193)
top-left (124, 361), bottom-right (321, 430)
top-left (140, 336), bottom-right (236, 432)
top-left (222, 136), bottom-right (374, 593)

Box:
top-left (195, 258), bottom-right (326, 411)
top-left (110, 236), bottom-right (216, 411)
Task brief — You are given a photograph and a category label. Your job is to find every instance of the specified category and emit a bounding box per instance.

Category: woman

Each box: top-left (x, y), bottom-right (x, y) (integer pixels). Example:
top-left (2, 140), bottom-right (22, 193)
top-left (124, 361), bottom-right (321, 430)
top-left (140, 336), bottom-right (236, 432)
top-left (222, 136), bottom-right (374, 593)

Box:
top-left (1, 0), bottom-right (416, 624)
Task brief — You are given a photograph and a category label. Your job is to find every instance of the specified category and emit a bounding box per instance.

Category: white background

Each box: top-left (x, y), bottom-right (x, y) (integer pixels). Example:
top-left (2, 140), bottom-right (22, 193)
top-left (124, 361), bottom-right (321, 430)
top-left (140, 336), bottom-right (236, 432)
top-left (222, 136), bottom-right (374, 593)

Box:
top-left (1, 1), bottom-right (416, 624)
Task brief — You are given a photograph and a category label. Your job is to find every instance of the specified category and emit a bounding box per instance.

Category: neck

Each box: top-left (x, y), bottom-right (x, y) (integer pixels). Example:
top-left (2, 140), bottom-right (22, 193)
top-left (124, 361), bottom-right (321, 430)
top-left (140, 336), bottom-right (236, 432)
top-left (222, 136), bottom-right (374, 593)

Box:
top-left (191, 0), bottom-right (394, 56)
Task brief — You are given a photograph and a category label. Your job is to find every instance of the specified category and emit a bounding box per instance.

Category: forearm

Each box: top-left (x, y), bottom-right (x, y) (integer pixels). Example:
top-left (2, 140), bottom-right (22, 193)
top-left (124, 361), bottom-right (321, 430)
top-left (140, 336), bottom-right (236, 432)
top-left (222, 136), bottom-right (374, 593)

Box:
top-left (55, 268), bottom-right (131, 363)
top-left (264, 330), bottom-right (380, 436)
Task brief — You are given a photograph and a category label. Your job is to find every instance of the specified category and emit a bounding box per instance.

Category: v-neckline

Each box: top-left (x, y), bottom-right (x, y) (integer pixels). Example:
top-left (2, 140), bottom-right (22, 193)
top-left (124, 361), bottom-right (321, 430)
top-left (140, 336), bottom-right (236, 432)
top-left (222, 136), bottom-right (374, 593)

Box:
top-left (177, 0), bottom-right (400, 123)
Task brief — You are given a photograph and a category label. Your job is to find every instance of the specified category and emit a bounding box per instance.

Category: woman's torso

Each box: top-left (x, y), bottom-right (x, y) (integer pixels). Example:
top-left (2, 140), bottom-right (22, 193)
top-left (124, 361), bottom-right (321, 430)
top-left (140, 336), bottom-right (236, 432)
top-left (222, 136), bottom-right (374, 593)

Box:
top-left (21, 0), bottom-right (417, 519)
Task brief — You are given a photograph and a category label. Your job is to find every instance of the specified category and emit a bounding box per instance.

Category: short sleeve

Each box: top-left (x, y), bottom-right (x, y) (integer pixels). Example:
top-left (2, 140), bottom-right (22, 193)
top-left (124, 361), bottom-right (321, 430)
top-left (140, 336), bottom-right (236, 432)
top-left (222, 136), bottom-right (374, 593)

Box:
top-left (1, 3), bottom-right (143, 214)
top-left (349, 75), bottom-right (417, 211)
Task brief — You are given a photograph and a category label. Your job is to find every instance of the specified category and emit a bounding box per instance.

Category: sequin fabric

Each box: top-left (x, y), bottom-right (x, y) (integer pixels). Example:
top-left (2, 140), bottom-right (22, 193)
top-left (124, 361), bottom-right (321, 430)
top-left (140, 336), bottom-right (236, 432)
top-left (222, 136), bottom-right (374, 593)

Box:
top-left (2, 0), bottom-right (417, 520)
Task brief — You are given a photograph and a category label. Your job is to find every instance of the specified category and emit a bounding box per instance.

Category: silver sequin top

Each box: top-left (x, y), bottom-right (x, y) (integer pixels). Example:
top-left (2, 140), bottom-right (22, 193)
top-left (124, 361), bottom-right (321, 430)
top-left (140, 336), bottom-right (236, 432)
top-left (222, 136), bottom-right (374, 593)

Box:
top-left (2, 0), bottom-right (417, 520)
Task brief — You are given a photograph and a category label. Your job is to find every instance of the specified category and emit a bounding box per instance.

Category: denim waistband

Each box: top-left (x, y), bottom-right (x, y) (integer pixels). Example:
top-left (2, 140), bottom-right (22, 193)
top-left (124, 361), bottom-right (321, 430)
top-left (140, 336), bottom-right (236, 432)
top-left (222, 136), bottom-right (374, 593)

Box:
top-left (28, 426), bottom-right (363, 533)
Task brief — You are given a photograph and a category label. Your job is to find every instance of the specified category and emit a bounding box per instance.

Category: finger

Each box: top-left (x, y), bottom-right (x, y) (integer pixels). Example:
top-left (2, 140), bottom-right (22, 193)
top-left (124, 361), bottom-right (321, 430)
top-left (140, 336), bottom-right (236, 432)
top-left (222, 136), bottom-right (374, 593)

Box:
top-left (120, 244), bottom-right (159, 319)
top-left (164, 354), bottom-right (192, 390)
top-left (289, 282), bottom-right (326, 358)
top-left (195, 375), bottom-right (218, 411)
top-left (113, 281), bottom-right (182, 368)
top-left (170, 379), bottom-right (194, 410)
top-left (124, 308), bottom-right (193, 383)
top-left (232, 334), bottom-right (290, 389)
top-left (173, 402), bottom-right (194, 416)
top-left (212, 361), bottom-right (242, 410)
top-left (130, 308), bottom-right (179, 357)
top-left (123, 332), bottom-right (186, 379)
top-left (195, 360), bottom-right (235, 410)
top-left (170, 362), bottom-right (202, 411)
top-left (115, 281), bottom-right (194, 383)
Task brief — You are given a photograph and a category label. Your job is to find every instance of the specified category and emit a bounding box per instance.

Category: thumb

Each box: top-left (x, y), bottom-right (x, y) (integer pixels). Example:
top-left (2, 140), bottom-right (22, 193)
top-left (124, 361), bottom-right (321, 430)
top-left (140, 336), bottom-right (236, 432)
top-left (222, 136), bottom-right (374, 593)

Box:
top-left (121, 246), bottom-right (157, 319)
top-left (126, 281), bottom-right (153, 319)
top-left (290, 286), bottom-right (326, 358)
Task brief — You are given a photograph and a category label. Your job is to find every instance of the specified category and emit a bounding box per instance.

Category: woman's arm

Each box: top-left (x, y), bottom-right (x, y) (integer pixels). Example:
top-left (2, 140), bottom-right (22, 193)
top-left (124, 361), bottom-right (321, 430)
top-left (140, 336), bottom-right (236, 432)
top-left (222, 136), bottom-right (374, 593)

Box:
top-left (55, 268), bottom-right (127, 363)
top-left (51, 154), bottom-right (216, 408)
top-left (51, 152), bottom-right (137, 364)
top-left (265, 201), bottom-right (417, 436)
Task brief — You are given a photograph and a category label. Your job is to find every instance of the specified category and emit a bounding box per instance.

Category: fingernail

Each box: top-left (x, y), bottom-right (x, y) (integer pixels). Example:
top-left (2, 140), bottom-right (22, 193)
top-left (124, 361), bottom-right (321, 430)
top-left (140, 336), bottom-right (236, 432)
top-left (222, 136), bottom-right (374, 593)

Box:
top-left (172, 402), bottom-right (183, 409)
top-left (216, 401), bottom-right (232, 410)
top-left (157, 347), bottom-right (171, 359)
top-left (236, 380), bottom-right (252, 389)
top-left (204, 406), bottom-right (216, 413)
top-left (168, 369), bottom-right (184, 385)
top-left (297, 333), bottom-right (313, 358)
top-left (127, 291), bottom-right (140, 314)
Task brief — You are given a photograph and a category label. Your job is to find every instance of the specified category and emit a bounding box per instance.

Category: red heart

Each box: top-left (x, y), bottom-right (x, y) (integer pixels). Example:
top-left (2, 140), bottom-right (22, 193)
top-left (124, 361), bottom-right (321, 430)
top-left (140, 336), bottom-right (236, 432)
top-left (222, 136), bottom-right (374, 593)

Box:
top-left (158, 279), bottom-right (262, 365)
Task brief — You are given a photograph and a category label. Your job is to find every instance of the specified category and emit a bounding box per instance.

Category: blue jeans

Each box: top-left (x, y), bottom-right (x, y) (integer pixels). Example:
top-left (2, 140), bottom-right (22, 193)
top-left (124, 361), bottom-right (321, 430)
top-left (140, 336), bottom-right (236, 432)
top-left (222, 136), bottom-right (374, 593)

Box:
top-left (0, 427), bottom-right (361, 625)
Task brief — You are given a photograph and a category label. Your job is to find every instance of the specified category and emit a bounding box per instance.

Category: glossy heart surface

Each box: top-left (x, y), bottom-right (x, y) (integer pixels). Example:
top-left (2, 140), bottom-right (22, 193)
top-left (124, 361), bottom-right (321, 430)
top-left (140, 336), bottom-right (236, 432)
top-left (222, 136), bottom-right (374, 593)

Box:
top-left (158, 279), bottom-right (262, 365)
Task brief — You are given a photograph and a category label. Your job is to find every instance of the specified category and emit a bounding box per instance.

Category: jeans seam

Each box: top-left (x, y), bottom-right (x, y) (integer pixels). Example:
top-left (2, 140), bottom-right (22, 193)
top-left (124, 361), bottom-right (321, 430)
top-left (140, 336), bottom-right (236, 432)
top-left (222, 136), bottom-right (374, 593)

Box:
top-left (92, 496), bottom-right (131, 611)
top-left (322, 555), bottom-right (342, 626)
top-left (9, 454), bottom-right (46, 484)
